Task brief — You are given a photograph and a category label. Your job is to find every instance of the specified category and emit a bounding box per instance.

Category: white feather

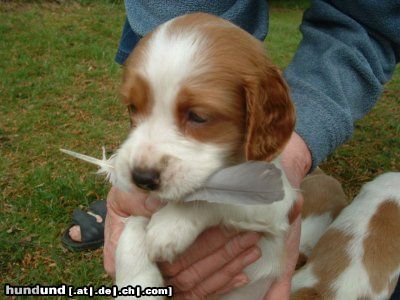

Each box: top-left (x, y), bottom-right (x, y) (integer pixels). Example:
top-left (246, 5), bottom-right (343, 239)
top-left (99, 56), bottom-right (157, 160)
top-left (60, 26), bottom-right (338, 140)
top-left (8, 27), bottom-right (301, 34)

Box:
top-left (60, 147), bottom-right (118, 186)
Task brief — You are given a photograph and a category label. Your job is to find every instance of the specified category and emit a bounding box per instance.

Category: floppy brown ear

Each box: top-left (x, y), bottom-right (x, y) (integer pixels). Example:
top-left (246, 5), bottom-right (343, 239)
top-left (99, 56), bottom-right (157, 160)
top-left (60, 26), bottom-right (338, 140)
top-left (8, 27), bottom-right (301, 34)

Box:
top-left (244, 63), bottom-right (295, 161)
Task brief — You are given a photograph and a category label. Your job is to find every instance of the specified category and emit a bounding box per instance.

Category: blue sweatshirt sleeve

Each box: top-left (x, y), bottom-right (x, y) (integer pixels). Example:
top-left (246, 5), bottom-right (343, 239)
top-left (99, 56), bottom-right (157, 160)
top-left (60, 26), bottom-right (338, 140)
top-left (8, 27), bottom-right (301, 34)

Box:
top-left (283, 0), bottom-right (400, 170)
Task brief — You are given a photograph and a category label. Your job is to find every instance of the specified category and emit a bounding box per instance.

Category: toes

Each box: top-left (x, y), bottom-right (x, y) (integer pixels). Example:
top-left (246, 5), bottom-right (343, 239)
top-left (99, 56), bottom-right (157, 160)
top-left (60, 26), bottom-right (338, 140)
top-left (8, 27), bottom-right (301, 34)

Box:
top-left (68, 208), bottom-right (103, 244)
top-left (87, 211), bottom-right (103, 223)
top-left (69, 225), bottom-right (82, 242)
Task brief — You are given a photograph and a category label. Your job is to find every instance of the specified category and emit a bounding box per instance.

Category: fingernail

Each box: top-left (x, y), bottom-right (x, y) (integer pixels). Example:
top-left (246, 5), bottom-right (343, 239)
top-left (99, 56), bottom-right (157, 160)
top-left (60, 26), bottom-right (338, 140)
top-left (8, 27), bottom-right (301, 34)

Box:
top-left (239, 232), bottom-right (260, 247)
top-left (145, 196), bottom-right (162, 212)
top-left (232, 274), bottom-right (249, 288)
top-left (243, 247), bottom-right (261, 265)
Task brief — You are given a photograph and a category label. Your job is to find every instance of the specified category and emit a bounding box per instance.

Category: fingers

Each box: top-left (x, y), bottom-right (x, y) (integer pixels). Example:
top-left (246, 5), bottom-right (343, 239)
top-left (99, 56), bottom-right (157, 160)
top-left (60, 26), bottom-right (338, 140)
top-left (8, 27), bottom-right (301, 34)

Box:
top-left (103, 196), bottom-right (129, 278)
top-left (173, 246), bottom-right (261, 299)
top-left (159, 226), bottom-right (240, 277)
top-left (283, 215), bottom-right (302, 276)
top-left (165, 231), bottom-right (261, 291)
top-left (213, 273), bottom-right (249, 295)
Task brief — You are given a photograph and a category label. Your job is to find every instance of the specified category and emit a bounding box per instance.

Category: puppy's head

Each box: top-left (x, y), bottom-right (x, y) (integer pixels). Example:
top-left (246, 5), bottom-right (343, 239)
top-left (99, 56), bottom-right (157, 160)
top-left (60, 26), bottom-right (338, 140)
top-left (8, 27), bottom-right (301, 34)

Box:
top-left (114, 13), bottom-right (295, 200)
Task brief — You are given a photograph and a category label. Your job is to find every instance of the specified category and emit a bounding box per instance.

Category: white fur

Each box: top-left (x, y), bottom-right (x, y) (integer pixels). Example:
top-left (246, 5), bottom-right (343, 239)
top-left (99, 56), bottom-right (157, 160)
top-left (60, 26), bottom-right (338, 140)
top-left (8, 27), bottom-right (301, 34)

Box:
top-left (300, 212), bottom-right (332, 257)
top-left (291, 264), bottom-right (318, 292)
top-left (116, 217), bottom-right (164, 298)
top-left (292, 172), bottom-right (400, 299)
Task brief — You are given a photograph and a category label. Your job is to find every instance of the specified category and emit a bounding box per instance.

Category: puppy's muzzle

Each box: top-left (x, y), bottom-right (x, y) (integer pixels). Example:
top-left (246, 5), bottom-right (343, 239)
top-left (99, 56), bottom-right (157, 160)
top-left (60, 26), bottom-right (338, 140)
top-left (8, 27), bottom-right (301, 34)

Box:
top-left (131, 168), bottom-right (161, 191)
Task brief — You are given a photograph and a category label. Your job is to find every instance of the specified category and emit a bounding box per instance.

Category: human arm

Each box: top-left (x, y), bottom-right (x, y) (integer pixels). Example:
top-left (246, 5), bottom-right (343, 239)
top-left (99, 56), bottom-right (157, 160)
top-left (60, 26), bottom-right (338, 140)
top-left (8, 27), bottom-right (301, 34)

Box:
top-left (284, 0), bottom-right (400, 170)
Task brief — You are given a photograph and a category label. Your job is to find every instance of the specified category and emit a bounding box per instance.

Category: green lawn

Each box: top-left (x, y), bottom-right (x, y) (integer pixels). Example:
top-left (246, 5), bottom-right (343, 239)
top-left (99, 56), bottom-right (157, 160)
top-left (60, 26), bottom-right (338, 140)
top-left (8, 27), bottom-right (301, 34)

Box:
top-left (1, 0), bottom-right (399, 295)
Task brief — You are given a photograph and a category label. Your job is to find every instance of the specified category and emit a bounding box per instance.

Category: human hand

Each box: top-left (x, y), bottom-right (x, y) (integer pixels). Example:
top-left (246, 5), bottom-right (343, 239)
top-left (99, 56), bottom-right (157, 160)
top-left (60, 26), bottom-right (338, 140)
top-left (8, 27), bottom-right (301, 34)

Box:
top-left (103, 186), bottom-right (164, 278)
top-left (159, 132), bottom-right (311, 299)
top-left (102, 185), bottom-right (264, 292)
top-left (157, 199), bottom-right (303, 300)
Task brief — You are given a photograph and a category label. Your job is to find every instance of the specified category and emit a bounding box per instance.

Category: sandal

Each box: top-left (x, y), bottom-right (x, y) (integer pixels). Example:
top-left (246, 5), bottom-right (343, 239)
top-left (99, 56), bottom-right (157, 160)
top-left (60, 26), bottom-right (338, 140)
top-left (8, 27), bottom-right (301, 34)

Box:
top-left (61, 200), bottom-right (107, 251)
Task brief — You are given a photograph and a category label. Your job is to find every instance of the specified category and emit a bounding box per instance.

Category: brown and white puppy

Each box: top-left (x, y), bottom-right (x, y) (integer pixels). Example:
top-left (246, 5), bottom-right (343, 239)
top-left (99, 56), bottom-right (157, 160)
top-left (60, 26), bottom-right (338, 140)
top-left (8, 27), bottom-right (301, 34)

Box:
top-left (292, 172), bottom-right (400, 300)
top-left (113, 13), bottom-right (296, 299)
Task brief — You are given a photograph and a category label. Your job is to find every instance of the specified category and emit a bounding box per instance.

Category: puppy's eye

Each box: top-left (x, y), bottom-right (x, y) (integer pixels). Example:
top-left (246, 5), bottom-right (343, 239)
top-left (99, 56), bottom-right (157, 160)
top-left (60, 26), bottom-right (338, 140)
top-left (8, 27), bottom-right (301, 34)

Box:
top-left (188, 111), bottom-right (207, 123)
top-left (128, 104), bottom-right (136, 114)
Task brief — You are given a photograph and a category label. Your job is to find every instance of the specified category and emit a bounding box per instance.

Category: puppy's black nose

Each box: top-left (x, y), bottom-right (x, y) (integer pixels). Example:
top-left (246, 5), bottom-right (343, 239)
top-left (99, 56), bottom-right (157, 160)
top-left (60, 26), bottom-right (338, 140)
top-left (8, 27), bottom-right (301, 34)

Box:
top-left (131, 168), bottom-right (160, 191)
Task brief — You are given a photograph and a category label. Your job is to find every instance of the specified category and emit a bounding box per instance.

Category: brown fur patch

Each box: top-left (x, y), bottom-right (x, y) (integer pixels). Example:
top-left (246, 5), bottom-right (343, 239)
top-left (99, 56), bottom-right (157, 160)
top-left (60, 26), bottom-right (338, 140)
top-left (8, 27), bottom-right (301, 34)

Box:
top-left (299, 229), bottom-right (353, 299)
top-left (175, 85), bottom-right (245, 162)
top-left (291, 287), bottom-right (322, 300)
top-left (120, 32), bottom-right (156, 127)
top-left (120, 72), bottom-right (153, 127)
top-left (301, 170), bottom-right (347, 219)
top-left (363, 200), bottom-right (400, 294)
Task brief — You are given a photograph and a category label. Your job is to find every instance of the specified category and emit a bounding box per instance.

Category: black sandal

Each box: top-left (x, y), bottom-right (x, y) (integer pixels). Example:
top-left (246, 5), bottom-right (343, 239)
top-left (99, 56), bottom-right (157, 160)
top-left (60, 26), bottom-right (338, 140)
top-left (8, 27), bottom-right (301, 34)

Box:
top-left (61, 200), bottom-right (107, 251)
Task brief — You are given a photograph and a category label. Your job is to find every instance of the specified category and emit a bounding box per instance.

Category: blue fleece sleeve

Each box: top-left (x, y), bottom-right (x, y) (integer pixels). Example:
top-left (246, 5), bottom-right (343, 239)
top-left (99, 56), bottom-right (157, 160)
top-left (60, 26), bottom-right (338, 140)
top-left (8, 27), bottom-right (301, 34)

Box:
top-left (283, 0), bottom-right (400, 170)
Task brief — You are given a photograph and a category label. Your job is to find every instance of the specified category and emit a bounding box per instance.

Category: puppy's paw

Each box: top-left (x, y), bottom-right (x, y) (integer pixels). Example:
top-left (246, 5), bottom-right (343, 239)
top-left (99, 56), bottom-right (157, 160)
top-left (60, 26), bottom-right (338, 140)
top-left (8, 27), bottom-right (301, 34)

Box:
top-left (146, 218), bottom-right (199, 262)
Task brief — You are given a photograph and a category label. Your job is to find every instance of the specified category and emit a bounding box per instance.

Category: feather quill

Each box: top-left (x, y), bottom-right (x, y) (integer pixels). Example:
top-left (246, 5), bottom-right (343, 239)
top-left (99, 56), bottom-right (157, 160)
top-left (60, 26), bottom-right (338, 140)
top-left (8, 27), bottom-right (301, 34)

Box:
top-left (60, 147), bottom-right (118, 186)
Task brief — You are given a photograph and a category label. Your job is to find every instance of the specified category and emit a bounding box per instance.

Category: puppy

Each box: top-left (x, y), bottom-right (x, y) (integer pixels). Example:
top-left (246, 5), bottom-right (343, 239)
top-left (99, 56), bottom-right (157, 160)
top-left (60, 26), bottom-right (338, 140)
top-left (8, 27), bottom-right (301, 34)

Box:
top-left (292, 172), bottom-right (400, 299)
top-left (113, 13), bottom-right (296, 299)
top-left (297, 168), bottom-right (348, 269)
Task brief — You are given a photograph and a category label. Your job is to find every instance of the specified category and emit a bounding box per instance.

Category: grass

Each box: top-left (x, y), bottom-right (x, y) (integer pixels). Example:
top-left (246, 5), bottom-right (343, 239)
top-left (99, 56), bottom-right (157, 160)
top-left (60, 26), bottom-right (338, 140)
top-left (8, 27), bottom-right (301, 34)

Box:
top-left (1, 1), bottom-right (126, 293)
top-left (1, 0), bottom-right (399, 296)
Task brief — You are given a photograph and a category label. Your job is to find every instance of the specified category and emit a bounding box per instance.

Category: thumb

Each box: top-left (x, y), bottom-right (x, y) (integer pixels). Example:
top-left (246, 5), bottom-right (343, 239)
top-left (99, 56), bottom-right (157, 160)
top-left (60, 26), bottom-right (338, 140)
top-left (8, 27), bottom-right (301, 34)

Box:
top-left (144, 195), bottom-right (165, 213)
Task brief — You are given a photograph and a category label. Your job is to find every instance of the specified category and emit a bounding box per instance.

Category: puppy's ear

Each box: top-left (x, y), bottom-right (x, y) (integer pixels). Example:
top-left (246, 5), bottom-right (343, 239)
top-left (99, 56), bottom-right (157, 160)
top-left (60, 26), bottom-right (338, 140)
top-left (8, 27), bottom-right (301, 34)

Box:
top-left (244, 62), bottom-right (295, 161)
